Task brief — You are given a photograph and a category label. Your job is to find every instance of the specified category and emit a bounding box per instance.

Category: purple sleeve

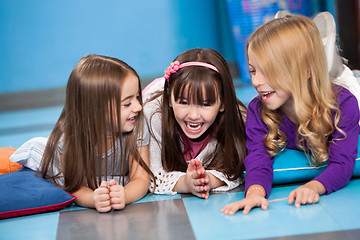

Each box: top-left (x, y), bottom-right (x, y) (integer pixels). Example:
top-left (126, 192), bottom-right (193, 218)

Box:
top-left (244, 98), bottom-right (274, 198)
top-left (314, 88), bottom-right (359, 194)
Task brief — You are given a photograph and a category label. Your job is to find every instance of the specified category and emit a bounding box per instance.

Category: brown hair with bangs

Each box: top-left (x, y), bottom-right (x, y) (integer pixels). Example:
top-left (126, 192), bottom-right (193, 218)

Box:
top-left (153, 48), bottom-right (247, 180)
top-left (40, 54), bottom-right (154, 193)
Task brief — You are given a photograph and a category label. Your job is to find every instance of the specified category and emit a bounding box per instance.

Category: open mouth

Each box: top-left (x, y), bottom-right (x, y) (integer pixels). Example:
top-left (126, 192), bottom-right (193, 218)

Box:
top-left (127, 116), bottom-right (136, 121)
top-left (185, 121), bottom-right (204, 132)
top-left (261, 91), bottom-right (275, 101)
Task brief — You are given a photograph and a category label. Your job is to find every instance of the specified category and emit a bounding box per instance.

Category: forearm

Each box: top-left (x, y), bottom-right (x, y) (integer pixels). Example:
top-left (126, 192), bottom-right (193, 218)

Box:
top-left (207, 172), bottom-right (225, 189)
top-left (124, 177), bottom-right (150, 204)
top-left (72, 186), bottom-right (95, 208)
top-left (172, 175), bottom-right (189, 193)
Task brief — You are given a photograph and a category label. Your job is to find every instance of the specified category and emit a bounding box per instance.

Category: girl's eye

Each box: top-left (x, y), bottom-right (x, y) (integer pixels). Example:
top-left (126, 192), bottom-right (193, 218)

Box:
top-left (123, 102), bottom-right (131, 107)
top-left (179, 100), bottom-right (188, 105)
top-left (249, 69), bottom-right (256, 78)
top-left (202, 102), bottom-right (212, 107)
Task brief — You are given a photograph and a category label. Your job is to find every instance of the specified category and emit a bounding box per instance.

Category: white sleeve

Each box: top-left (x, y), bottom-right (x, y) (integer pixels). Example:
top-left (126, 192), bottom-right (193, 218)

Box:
top-left (9, 137), bottom-right (48, 171)
top-left (142, 77), bottom-right (165, 103)
top-left (149, 161), bottom-right (186, 195)
top-left (206, 170), bottom-right (243, 192)
top-left (9, 137), bottom-right (63, 186)
top-left (196, 140), bottom-right (243, 192)
top-left (137, 118), bottom-right (150, 147)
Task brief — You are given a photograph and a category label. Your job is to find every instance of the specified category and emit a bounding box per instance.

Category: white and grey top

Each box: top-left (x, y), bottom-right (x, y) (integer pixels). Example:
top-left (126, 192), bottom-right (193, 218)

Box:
top-left (10, 133), bottom-right (147, 187)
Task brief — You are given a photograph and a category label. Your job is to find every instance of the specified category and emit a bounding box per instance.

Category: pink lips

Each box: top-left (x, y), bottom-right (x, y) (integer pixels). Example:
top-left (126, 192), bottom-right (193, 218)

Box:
top-left (184, 122), bottom-right (203, 134)
top-left (127, 116), bottom-right (136, 124)
top-left (261, 91), bottom-right (275, 101)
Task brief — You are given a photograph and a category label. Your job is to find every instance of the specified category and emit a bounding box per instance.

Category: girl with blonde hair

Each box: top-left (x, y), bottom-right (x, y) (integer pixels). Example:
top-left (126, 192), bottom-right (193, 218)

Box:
top-left (222, 15), bottom-right (359, 215)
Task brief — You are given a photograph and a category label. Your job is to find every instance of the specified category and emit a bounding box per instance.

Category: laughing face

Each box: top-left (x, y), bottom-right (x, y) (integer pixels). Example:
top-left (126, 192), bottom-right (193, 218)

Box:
top-left (119, 74), bottom-right (142, 133)
top-left (170, 86), bottom-right (224, 140)
top-left (248, 46), bottom-right (292, 111)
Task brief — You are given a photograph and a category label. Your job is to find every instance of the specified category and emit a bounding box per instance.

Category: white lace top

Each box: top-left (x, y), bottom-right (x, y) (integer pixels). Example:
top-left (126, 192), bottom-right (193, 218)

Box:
top-left (143, 95), bottom-right (243, 195)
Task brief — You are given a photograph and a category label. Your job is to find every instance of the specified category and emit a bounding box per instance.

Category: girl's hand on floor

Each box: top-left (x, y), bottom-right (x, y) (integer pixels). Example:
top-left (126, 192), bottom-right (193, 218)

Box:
top-left (93, 181), bottom-right (112, 213)
top-left (288, 181), bottom-right (323, 208)
top-left (108, 179), bottom-right (126, 210)
top-left (221, 190), bottom-right (268, 215)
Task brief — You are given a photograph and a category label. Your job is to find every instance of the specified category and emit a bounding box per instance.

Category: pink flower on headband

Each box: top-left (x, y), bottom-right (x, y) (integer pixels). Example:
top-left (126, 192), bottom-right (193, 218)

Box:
top-left (164, 61), bottom-right (180, 80)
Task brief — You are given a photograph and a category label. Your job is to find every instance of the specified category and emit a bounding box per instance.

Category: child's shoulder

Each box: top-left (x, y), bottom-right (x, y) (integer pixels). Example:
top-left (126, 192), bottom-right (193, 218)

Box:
top-left (334, 84), bottom-right (358, 107)
top-left (143, 95), bottom-right (162, 116)
top-left (248, 96), bottom-right (263, 111)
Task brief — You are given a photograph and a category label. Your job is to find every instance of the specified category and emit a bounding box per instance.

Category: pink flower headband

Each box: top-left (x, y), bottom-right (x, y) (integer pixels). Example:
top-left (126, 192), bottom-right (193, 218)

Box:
top-left (164, 61), bottom-right (219, 80)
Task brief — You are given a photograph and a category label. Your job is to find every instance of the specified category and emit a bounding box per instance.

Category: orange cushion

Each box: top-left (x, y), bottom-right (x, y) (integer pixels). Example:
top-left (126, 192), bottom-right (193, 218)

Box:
top-left (0, 147), bottom-right (21, 175)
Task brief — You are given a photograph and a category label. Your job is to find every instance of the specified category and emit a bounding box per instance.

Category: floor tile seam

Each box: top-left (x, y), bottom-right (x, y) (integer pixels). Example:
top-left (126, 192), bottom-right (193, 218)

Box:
top-left (180, 197), bottom-right (197, 240)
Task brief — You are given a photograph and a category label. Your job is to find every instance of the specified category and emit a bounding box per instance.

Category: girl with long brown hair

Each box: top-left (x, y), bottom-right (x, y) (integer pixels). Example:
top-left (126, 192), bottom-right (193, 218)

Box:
top-left (10, 54), bottom-right (154, 212)
top-left (222, 15), bottom-right (359, 215)
top-left (142, 48), bottom-right (247, 199)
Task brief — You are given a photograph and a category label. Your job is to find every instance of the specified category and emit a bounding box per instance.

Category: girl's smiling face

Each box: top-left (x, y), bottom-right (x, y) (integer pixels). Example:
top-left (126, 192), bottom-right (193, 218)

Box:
top-left (119, 74), bottom-right (142, 133)
top-left (107, 74), bottom-right (142, 134)
top-left (170, 85), bottom-right (224, 140)
top-left (248, 46), bottom-right (292, 111)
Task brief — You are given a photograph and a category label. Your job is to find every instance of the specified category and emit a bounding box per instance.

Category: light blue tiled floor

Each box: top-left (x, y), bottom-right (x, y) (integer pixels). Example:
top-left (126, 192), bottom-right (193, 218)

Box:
top-left (2, 179), bottom-right (360, 240)
top-left (183, 180), bottom-right (360, 239)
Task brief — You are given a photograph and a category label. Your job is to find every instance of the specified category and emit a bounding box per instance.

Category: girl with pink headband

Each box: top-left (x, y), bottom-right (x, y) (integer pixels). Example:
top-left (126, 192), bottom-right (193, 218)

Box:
top-left (142, 48), bottom-right (247, 198)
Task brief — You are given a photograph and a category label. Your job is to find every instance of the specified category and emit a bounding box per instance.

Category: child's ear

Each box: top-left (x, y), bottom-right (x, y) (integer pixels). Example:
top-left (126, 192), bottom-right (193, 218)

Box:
top-left (219, 104), bottom-right (225, 112)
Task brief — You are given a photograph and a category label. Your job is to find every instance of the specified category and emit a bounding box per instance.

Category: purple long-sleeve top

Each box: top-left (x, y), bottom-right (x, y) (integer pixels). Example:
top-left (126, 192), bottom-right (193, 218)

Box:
top-left (245, 86), bottom-right (359, 197)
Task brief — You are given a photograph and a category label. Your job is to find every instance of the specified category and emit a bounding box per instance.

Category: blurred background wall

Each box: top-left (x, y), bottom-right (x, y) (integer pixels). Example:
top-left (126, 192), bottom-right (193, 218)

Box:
top-left (0, 0), bottom-right (358, 111)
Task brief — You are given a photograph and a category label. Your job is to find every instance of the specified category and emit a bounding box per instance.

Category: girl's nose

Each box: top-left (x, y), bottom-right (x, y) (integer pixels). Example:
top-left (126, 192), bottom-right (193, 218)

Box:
top-left (134, 99), bottom-right (142, 112)
top-left (251, 74), bottom-right (263, 89)
top-left (188, 105), bottom-right (200, 120)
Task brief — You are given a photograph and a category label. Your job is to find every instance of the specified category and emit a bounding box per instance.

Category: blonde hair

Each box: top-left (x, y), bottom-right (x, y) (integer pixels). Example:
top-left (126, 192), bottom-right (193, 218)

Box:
top-left (246, 15), bottom-right (345, 165)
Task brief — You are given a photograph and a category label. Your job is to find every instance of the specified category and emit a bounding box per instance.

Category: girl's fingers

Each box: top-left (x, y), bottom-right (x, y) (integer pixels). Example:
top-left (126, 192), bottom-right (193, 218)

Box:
top-left (301, 191), bottom-right (309, 205)
top-left (193, 177), bottom-right (209, 186)
top-left (94, 187), bottom-right (109, 195)
top-left (188, 159), bottom-right (198, 172)
top-left (110, 184), bottom-right (123, 193)
top-left (221, 202), bottom-right (241, 215)
top-left (288, 191), bottom-right (296, 205)
top-left (242, 204), bottom-right (253, 215)
top-left (295, 192), bottom-right (302, 208)
top-left (196, 168), bottom-right (206, 178)
top-left (97, 205), bottom-right (112, 213)
top-left (193, 160), bottom-right (203, 170)
top-left (109, 179), bottom-right (117, 187)
top-left (314, 194), bottom-right (320, 203)
top-left (100, 181), bottom-right (108, 188)
top-left (194, 185), bottom-right (207, 193)
top-left (260, 198), bottom-right (269, 210)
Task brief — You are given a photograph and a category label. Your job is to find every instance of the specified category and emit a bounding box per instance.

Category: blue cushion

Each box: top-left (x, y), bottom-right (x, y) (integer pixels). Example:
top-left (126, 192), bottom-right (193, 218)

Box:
top-left (272, 137), bottom-right (360, 185)
top-left (0, 167), bottom-right (76, 219)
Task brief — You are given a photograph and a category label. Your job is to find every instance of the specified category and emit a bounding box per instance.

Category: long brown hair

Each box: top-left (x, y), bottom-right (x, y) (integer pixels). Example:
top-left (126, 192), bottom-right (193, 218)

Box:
top-left (246, 15), bottom-right (344, 165)
top-left (40, 54), bottom-right (154, 193)
top-left (149, 48), bottom-right (247, 180)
